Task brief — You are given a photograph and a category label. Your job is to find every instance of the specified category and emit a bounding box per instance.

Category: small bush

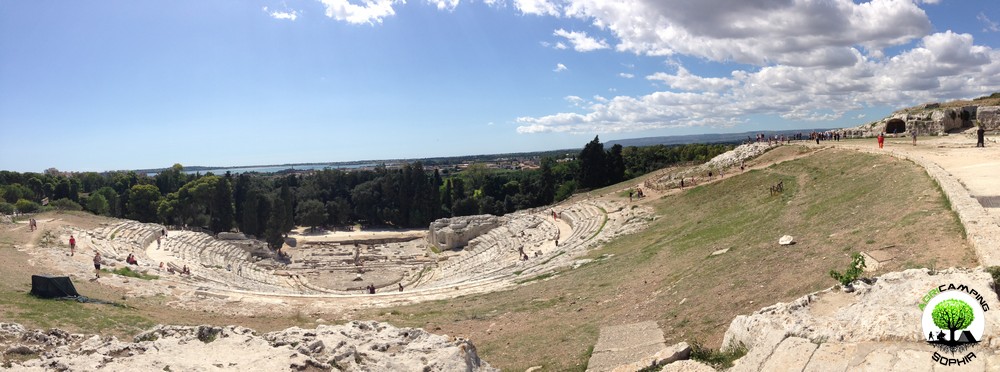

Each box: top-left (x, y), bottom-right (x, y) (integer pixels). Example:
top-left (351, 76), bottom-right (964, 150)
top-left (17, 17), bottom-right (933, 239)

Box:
top-left (829, 252), bottom-right (866, 286)
top-left (109, 267), bottom-right (159, 280)
top-left (14, 199), bottom-right (40, 213)
top-left (690, 340), bottom-right (748, 369)
top-left (49, 198), bottom-right (82, 211)
top-left (0, 201), bottom-right (14, 215)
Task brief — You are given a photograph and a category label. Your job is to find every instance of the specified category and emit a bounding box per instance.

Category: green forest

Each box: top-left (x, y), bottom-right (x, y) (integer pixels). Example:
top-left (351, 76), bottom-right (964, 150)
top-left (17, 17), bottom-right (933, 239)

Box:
top-left (0, 138), bottom-right (731, 249)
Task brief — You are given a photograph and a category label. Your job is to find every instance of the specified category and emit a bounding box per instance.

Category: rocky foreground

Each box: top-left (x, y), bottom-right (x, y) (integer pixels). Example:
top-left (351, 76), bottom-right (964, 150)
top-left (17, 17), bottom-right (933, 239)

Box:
top-left (1, 320), bottom-right (497, 371)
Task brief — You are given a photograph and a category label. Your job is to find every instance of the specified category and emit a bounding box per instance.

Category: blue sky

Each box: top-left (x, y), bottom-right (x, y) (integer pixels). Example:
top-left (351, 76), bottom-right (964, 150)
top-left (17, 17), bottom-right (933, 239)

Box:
top-left (2, 0), bottom-right (999, 172)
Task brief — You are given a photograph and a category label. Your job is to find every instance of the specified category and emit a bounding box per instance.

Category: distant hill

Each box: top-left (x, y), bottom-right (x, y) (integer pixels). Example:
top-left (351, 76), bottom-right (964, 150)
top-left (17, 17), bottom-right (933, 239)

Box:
top-left (606, 128), bottom-right (831, 148)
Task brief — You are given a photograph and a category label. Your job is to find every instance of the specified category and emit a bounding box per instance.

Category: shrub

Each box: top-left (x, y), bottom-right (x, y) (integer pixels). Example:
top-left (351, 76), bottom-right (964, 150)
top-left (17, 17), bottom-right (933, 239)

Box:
top-left (14, 199), bottom-right (40, 213)
top-left (829, 252), bottom-right (866, 286)
top-left (49, 198), bottom-right (82, 211)
top-left (0, 201), bottom-right (14, 215)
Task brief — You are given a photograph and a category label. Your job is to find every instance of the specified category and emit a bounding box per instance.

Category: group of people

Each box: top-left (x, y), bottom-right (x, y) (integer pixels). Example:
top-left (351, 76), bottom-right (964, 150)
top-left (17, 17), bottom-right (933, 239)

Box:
top-left (628, 188), bottom-right (645, 202)
top-left (125, 253), bottom-right (139, 265)
top-left (874, 127), bottom-right (987, 148)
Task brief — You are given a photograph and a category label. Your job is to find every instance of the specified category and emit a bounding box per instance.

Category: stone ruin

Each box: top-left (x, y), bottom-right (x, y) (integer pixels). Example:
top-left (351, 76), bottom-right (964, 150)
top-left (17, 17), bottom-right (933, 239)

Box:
top-left (2, 321), bottom-right (497, 371)
top-left (847, 104), bottom-right (1000, 136)
top-left (427, 214), bottom-right (507, 251)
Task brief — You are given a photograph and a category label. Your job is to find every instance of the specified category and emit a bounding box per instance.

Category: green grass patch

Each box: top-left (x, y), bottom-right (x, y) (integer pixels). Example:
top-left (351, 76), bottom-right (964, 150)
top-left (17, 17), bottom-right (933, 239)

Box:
top-left (106, 266), bottom-right (159, 280)
top-left (1, 291), bottom-right (152, 336)
top-left (540, 251), bottom-right (565, 265)
top-left (516, 272), bottom-right (557, 284)
top-left (588, 207), bottom-right (609, 241)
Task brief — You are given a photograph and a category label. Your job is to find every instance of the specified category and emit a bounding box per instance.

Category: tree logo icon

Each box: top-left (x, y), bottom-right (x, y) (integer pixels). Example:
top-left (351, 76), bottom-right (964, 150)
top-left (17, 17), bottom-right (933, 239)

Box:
top-left (920, 284), bottom-right (988, 364)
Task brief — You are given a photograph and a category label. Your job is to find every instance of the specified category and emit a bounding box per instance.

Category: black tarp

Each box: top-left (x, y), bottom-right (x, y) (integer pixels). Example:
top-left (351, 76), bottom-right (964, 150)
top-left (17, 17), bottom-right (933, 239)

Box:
top-left (30, 275), bottom-right (79, 298)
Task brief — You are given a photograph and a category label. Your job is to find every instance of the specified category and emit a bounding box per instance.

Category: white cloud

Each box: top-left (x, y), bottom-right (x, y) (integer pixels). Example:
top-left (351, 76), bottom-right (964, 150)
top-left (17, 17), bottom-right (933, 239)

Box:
top-left (559, 0), bottom-right (932, 67)
top-left (979, 12), bottom-right (1000, 33)
top-left (514, 0), bottom-right (560, 16)
top-left (553, 29), bottom-right (609, 52)
top-left (263, 6), bottom-right (300, 21)
top-left (554, 63), bottom-right (567, 72)
top-left (319, 0), bottom-right (402, 25)
top-left (618, 72), bottom-right (634, 79)
top-left (565, 95), bottom-right (585, 105)
top-left (555, 42), bottom-right (567, 50)
top-left (428, 0), bottom-right (460, 11)
top-left (856, 114), bottom-right (867, 119)
top-left (516, 31), bottom-right (1000, 134)
top-left (646, 66), bottom-right (738, 92)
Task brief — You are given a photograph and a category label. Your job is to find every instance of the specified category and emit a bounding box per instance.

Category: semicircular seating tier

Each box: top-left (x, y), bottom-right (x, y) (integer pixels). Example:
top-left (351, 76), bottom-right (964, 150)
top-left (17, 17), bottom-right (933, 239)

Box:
top-left (69, 198), bottom-right (649, 299)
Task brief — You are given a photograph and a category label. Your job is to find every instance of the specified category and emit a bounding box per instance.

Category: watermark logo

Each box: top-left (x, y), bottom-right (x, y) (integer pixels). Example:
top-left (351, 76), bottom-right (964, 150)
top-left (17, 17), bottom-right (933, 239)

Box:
top-left (919, 283), bottom-right (989, 367)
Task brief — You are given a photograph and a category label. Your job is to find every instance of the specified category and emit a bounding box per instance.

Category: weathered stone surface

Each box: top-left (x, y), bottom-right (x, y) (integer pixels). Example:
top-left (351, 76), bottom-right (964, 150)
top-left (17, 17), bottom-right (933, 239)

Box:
top-left (978, 106), bottom-right (1000, 131)
top-left (427, 215), bottom-right (506, 250)
top-left (217, 232), bottom-right (248, 240)
top-left (659, 360), bottom-right (716, 372)
top-left (10, 321), bottom-right (498, 371)
top-left (610, 342), bottom-right (690, 372)
top-left (587, 321), bottom-right (667, 372)
top-left (728, 326), bottom-right (786, 372)
top-left (721, 268), bottom-right (1000, 372)
top-left (759, 337), bottom-right (817, 371)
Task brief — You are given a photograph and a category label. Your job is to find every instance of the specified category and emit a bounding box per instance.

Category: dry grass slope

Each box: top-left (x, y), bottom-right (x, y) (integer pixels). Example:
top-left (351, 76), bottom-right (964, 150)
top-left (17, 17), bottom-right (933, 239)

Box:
top-left (363, 147), bottom-right (974, 371)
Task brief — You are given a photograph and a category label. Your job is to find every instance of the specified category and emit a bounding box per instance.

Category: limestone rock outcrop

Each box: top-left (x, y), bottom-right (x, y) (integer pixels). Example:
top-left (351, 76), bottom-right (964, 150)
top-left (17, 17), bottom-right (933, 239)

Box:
top-left (979, 106), bottom-right (1000, 130)
top-left (427, 214), bottom-right (506, 250)
top-left (719, 268), bottom-right (1000, 371)
top-left (8, 321), bottom-right (498, 371)
top-left (846, 106), bottom-right (983, 136)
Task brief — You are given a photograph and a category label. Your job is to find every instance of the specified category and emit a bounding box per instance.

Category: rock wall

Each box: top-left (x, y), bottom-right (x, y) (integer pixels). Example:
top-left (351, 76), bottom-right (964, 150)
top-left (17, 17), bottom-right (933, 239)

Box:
top-left (847, 105), bottom-right (987, 136)
top-left (7, 321), bottom-right (498, 372)
top-left (427, 215), bottom-right (506, 250)
top-left (719, 268), bottom-right (1000, 371)
top-left (979, 106), bottom-right (1000, 130)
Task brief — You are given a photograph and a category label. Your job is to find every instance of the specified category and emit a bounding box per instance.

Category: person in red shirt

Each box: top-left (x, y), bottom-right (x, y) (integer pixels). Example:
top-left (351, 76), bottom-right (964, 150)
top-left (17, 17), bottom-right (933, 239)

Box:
top-left (69, 235), bottom-right (76, 256)
top-left (877, 132), bottom-right (885, 149)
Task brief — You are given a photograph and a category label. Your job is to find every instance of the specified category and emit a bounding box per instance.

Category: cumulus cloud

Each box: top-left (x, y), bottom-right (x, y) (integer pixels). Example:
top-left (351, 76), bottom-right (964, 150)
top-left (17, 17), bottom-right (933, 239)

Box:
top-left (554, 63), bottom-right (567, 72)
top-left (619, 72), bottom-right (634, 79)
top-left (558, 0), bottom-right (932, 67)
top-left (646, 66), bottom-right (738, 92)
top-left (263, 6), bottom-right (299, 21)
top-left (319, 0), bottom-right (401, 25)
top-left (553, 29), bottom-right (609, 52)
top-left (980, 12), bottom-right (1000, 33)
top-left (428, 0), bottom-right (460, 11)
top-left (516, 31), bottom-right (1000, 134)
top-left (514, 0), bottom-right (560, 16)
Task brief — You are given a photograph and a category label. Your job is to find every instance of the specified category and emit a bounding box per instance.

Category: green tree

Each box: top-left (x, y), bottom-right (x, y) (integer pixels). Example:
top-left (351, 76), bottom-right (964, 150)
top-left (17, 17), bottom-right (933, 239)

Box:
top-left (538, 157), bottom-right (556, 205)
top-left (15, 199), bottom-right (40, 213)
top-left (86, 194), bottom-right (110, 216)
top-left (50, 198), bottom-right (82, 211)
top-left (608, 144), bottom-right (625, 185)
top-left (933, 299), bottom-right (975, 342)
top-left (127, 184), bottom-right (162, 223)
top-left (579, 135), bottom-right (608, 189)
top-left (92, 187), bottom-right (120, 217)
top-left (210, 176), bottom-right (234, 232)
top-left (296, 199), bottom-right (327, 232)
top-left (0, 202), bottom-right (14, 215)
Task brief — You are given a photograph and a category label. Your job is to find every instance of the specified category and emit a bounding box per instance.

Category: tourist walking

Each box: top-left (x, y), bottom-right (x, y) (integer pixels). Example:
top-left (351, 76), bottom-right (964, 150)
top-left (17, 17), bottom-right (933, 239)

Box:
top-left (977, 126), bottom-right (986, 147)
top-left (69, 235), bottom-right (76, 256)
top-left (877, 132), bottom-right (885, 149)
top-left (93, 252), bottom-right (102, 278)
top-left (911, 129), bottom-right (917, 146)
